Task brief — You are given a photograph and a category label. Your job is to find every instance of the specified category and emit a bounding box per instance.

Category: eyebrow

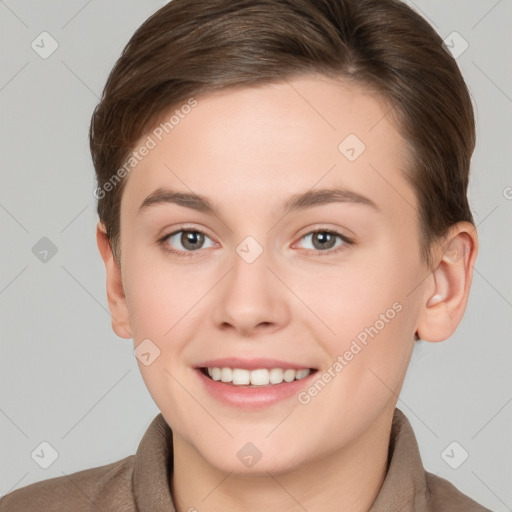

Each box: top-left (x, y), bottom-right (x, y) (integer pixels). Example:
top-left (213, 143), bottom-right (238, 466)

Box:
top-left (138, 186), bottom-right (379, 216)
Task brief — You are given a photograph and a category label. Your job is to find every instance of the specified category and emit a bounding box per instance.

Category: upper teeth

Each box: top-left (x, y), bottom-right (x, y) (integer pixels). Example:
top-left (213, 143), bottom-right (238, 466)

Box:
top-left (207, 367), bottom-right (311, 386)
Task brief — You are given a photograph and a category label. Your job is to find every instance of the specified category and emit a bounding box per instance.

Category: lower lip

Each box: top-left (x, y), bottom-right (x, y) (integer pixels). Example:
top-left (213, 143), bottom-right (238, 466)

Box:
top-left (195, 369), bottom-right (317, 409)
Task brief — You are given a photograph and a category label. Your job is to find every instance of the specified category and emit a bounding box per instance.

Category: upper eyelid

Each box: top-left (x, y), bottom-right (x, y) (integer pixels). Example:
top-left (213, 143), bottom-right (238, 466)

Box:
top-left (160, 227), bottom-right (214, 246)
top-left (297, 227), bottom-right (352, 239)
top-left (160, 226), bottom-right (349, 239)
top-left (294, 230), bottom-right (353, 250)
top-left (160, 225), bottom-right (211, 240)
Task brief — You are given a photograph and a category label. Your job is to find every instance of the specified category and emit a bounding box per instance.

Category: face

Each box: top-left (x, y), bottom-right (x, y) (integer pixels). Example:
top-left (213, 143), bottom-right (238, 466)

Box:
top-left (115, 76), bottom-right (428, 474)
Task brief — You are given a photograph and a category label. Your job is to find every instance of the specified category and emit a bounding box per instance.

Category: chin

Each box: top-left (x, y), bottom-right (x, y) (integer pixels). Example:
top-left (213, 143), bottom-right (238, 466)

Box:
top-left (200, 441), bottom-right (309, 476)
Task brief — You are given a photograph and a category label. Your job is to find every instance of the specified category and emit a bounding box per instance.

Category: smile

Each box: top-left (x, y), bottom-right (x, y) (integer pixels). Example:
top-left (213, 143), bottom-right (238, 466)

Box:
top-left (196, 363), bottom-right (319, 409)
top-left (201, 367), bottom-right (313, 386)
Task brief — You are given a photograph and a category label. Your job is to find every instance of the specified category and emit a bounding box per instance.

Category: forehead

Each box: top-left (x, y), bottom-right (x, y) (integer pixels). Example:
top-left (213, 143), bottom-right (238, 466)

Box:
top-left (121, 75), bottom-right (416, 221)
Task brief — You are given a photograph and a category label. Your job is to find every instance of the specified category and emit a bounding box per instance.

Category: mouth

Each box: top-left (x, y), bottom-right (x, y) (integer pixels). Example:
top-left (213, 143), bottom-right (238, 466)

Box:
top-left (198, 366), bottom-right (318, 387)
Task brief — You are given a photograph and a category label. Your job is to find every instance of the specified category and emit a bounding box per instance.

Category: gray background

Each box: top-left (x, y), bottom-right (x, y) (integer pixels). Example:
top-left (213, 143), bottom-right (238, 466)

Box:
top-left (0, 0), bottom-right (511, 509)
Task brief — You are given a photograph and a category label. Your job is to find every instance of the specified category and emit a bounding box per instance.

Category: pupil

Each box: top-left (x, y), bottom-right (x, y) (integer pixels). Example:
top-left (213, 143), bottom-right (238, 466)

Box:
top-left (313, 231), bottom-right (335, 250)
top-left (182, 231), bottom-right (203, 250)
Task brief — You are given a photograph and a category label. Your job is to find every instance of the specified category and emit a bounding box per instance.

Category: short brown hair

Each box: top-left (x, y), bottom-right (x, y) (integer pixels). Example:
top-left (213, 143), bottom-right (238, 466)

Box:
top-left (90, 0), bottom-right (475, 268)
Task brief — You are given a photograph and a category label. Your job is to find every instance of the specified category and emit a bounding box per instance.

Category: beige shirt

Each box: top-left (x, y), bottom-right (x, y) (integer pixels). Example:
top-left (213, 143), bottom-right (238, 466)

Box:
top-left (0, 408), bottom-right (491, 511)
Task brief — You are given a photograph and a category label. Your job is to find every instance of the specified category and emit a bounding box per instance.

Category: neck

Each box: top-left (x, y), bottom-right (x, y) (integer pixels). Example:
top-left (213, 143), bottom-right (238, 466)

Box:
top-left (171, 407), bottom-right (394, 512)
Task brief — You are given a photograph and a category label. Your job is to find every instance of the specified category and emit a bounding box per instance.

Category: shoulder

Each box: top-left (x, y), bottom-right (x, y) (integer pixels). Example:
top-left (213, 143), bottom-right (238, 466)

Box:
top-left (0, 455), bottom-right (136, 512)
top-left (425, 471), bottom-right (493, 511)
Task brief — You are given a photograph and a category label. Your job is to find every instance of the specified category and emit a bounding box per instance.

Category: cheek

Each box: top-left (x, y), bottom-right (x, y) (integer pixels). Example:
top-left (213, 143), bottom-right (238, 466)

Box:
top-left (294, 250), bottom-right (418, 390)
top-left (122, 250), bottom-right (207, 340)
top-left (294, 255), bottom-right (409, 340)
top-left (292, 263), bottom-right (416, 442)
top-left (122, 252), bottom-right (203, 416)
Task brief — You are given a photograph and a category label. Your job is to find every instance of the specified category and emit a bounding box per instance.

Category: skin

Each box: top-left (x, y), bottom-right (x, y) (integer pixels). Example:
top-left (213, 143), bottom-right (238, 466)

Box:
top-left (96, 75), bottom-right (478, 512)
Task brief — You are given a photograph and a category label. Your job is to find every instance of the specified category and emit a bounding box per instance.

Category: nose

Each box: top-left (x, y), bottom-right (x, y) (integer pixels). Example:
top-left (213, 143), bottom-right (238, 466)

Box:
top-left (211, 246), bottom-right (290, 337)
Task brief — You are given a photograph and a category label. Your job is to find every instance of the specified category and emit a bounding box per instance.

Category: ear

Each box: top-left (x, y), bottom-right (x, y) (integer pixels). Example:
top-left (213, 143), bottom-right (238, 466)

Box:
top-left (416, 222), bottom-right (478, 342)
top-left (96, 221), bottom-right (132, 339)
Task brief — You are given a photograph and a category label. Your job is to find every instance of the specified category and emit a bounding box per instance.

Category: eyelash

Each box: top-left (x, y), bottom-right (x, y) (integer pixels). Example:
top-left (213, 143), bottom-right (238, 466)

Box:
top-left (158, 227), bottom-right (354, 258)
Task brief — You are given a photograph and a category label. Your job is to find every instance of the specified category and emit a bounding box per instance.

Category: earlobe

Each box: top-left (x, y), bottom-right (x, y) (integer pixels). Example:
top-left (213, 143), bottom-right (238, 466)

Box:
top-left (96, 222), bottom-right (132, 339)
top-left (416, 223), bottom-right (478, 343)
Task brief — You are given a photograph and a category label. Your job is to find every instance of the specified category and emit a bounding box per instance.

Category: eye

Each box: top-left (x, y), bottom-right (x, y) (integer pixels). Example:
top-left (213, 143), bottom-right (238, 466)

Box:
top-left (296, 229), bottom-right (353, 255)
top-left (159, 228), bottom-right (215, 256)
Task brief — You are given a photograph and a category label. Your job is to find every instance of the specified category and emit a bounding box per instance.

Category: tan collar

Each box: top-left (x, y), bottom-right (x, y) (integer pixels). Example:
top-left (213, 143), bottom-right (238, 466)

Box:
top-left (133, 408), bottom-right (430, 511)
top-left (369, 408), bottom-right (431, 511)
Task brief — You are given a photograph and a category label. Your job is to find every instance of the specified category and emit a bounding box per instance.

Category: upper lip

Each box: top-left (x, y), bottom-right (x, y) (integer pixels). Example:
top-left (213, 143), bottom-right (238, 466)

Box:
top-left (196, 358), bottom-right (315, 371)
